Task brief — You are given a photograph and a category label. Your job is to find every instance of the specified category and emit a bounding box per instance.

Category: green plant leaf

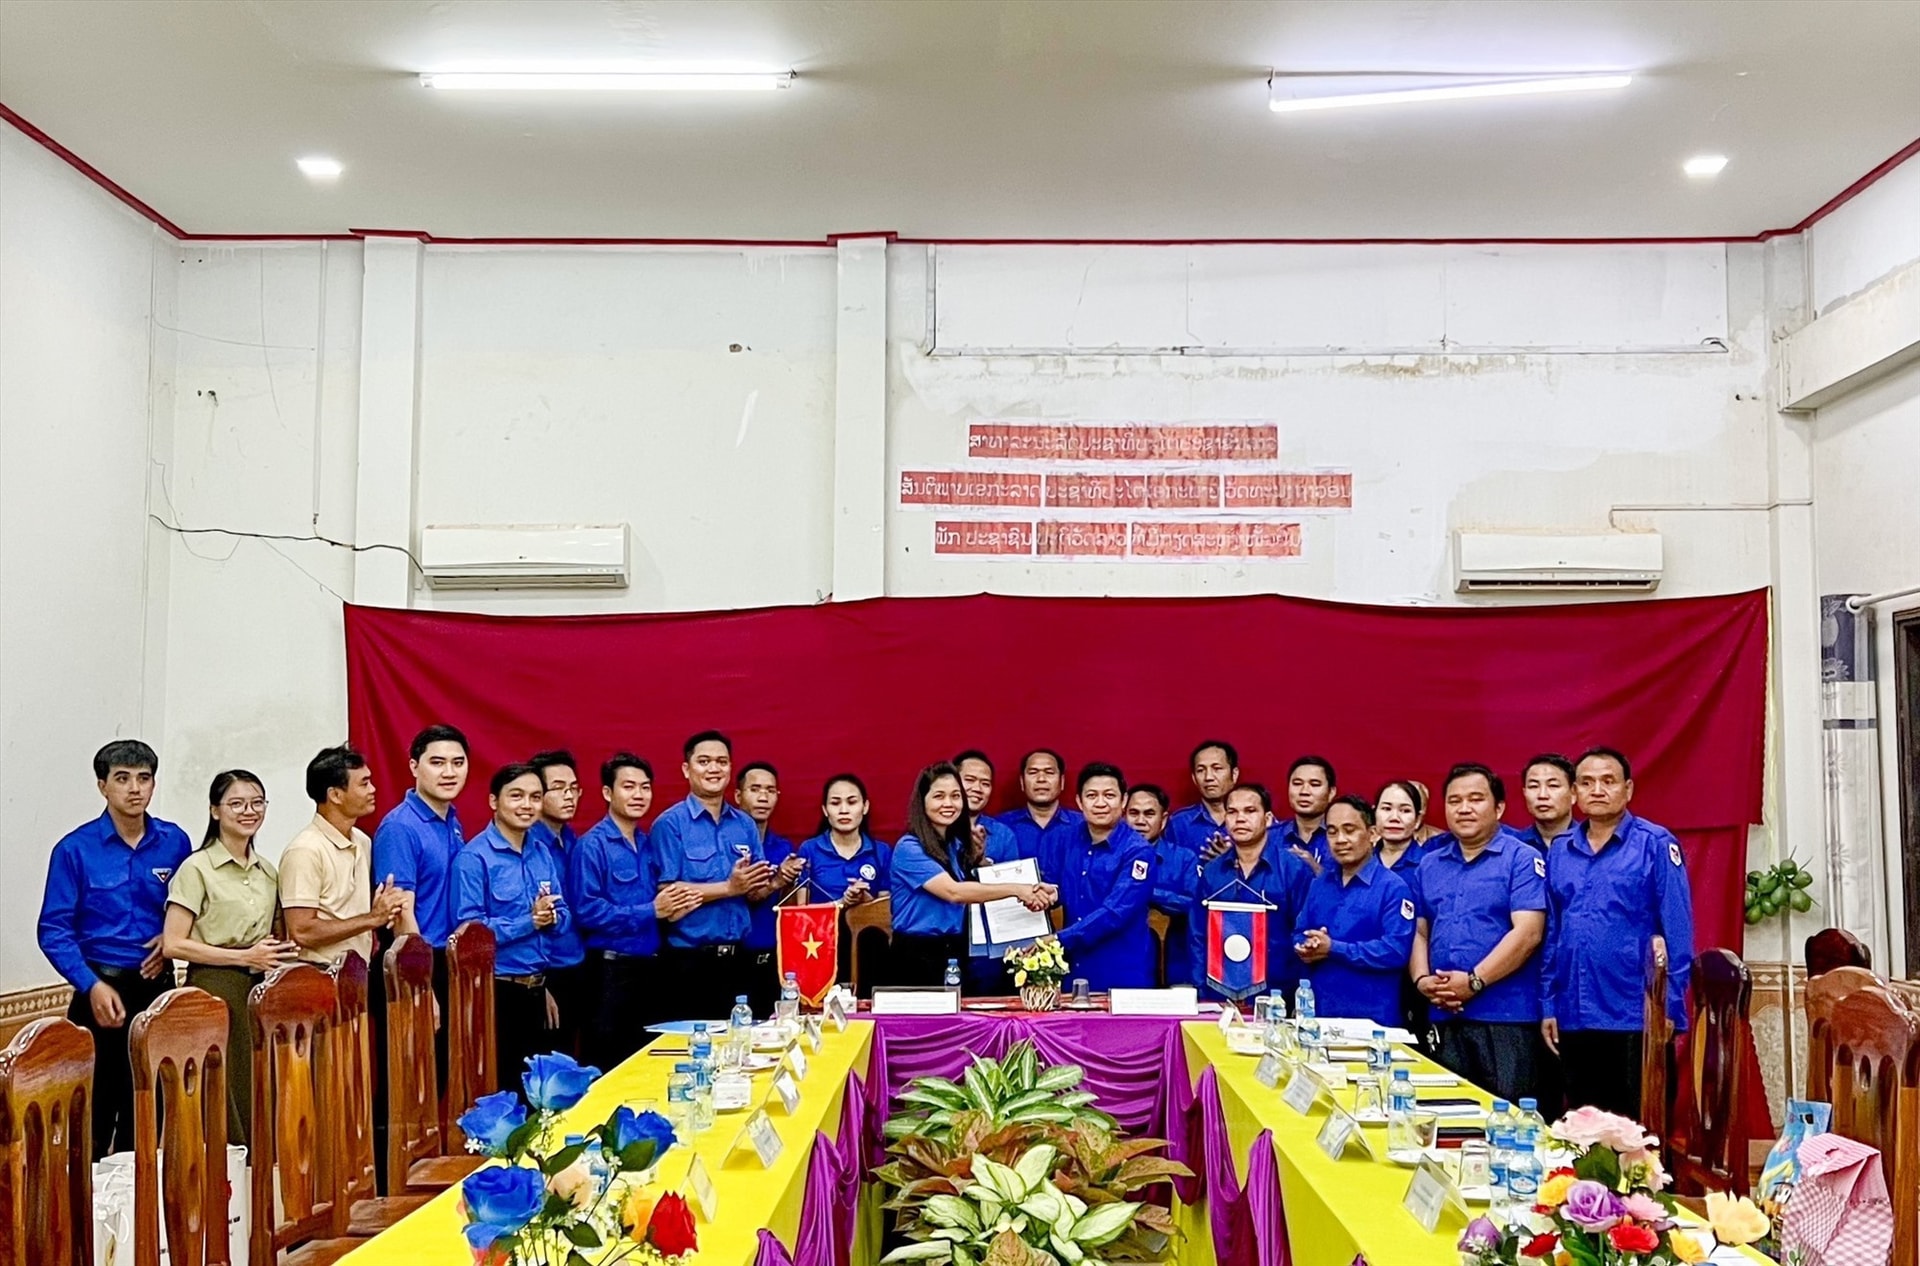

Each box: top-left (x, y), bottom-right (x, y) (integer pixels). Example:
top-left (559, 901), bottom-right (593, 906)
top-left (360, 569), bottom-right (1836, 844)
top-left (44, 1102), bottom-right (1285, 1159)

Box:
top-left (562, 1223), bottom-right (600, 1248)
top-left (885, 1113), bottom-right (933, 1140)
top-left (881, 1243), bottom-right (955, 1263)
top-left (925, 1195), bottom-right (983, 1232)
top-left (1014, 1144), bottom-right (1058, 1191)
top-left (1035, 1065), bottom-right (1085, 1092)
top-left (542, 1141), bottom-right (587, 1174)
top-left (1071, 1202), bottom-right (1142, 1247)
top-left (565, 1251), bottom-right (591, 1266)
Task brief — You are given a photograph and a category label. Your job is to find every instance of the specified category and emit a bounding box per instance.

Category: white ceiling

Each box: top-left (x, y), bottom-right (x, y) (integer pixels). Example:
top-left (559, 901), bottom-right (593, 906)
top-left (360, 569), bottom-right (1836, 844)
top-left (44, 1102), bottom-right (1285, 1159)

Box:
top-left (1, 0), bottom-right (1917, 241)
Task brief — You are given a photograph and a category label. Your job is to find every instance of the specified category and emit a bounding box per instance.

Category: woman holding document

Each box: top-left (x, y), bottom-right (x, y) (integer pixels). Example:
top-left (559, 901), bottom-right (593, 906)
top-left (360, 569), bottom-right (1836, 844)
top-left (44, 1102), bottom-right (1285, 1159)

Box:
top-left (888, 762), bottom-right (1056, 987)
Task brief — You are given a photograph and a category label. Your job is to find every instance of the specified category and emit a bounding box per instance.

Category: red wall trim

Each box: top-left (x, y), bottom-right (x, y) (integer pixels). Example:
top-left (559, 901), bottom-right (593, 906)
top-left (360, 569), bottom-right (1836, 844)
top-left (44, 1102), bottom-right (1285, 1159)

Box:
top-left (4, 100), bottom-right (1914, 250)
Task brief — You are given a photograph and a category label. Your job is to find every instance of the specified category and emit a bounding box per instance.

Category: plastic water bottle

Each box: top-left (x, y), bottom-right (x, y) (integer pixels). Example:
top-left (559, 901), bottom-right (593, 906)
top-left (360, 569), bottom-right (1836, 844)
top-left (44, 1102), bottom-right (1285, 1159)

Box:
top-left (1387, 1067), bottom-right (1416, 1152)
top-left (689, 1021), bottom-right (712, 1072)
top-left (726, 994), bottom-right (755, 1068)
top-left (1293, 980), bottom-right (1319, 1060)
top-left (1367, 1026), bottom-right (1392, 1077)
top-left (944, 958), bottom-right (962, 991)
top-left (1517, 1097), bottom-right (1547, 1150)
top-left (1486, 1099), bottom-right (1514, 1217)
top-left (778, 971), bottom-right (801, 1024)
top-left (1506, 1118), bottom-right (1542, 1227)
top-left (691, 1065), bottom-right (715, 1134)
top-left (666, 1062), bottom-right (695, 1137)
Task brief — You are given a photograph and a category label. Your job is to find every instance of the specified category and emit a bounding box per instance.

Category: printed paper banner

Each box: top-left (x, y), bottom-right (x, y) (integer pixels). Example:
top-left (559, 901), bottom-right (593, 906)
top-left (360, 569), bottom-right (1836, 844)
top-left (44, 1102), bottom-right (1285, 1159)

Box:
top-left (968, 422), bottom-right (1278, 462)
top-left (900, 471), bottom-right (1043, 507)
top-left (933, 521), bottom-right (1035, 555)
top-left (1223, 473), bottom-right (1353, 510)
top-left (1130, 521), bottom-right (1302, 558)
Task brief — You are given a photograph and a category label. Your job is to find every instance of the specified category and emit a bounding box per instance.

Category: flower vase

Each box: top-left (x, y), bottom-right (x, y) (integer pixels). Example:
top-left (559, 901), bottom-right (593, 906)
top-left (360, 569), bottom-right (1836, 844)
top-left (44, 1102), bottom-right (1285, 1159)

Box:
top-left (1020, 981), bottom-right (1060, 1012)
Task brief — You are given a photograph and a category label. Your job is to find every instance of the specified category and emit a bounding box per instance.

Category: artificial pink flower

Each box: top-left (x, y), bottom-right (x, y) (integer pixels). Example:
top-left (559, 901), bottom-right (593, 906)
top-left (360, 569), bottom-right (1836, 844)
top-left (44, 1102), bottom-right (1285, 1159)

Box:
top-left (1620, 1145), bottom-right (1672, 1193)
top-left (1621, 1193), bottom-right (1672, 1227)
top-left (1554, 1106), bottom-right (1657, 1153)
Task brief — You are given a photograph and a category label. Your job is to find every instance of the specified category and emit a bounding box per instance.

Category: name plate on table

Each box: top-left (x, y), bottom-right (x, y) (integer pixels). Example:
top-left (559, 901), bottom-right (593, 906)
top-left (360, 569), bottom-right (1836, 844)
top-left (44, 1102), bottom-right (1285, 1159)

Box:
top-left (773, 1071), bottom-right (803, 1115)
top-left (871, 987), bottom-right (960, 1015)
top-left (1282, 1065), bottom-right (1328, 1115)
top-left (1315, 1104), bottom-right (1373, 1161)
top-left (1254, 1051), bottom-right (1286, 1089)
top-left (687, 1154), bottom-right (717, 1222)
top-left (1109, 987), bottom-right (1197, 1016)
top-left (1402, 1159), bottom-right (1468, 1233)
top-left (727, 1108), bottom-right (783, 1169)
top-left (826, 989), bottom-right (849, 1030)
top-left (786, 1044), bottom-right (809, 1081)
top-left (804, 1014), bottom-right (824, 1051)
top-left (1216, 1004), bottom-right (1243, 1035)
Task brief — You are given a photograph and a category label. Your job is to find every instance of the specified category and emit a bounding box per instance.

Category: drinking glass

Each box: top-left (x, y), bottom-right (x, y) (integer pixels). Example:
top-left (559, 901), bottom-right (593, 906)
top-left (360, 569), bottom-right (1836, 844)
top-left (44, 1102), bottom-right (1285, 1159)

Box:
top-left (1408, 1111), bottom-right (1440, 1152)
top-left (1352, 1076), bottom-right (1385, 1118)
top-left (1072, 977), bottom-right (1090, 1005)
top-left (1457, 1139), bottom-right (1492, 1191)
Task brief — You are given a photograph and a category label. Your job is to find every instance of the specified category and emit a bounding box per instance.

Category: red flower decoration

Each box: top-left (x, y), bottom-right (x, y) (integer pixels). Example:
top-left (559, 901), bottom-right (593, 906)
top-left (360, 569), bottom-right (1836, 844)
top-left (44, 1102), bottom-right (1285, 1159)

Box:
top-left (1521, 1232), bottom-right (1560, 1258)
top-left (1547, 1166), bottom-right (1577, 1180)
top-left (647, 1190), bottom-right (699, 1258)
top-left (1607, 1223), bottom-right (1660, 1254)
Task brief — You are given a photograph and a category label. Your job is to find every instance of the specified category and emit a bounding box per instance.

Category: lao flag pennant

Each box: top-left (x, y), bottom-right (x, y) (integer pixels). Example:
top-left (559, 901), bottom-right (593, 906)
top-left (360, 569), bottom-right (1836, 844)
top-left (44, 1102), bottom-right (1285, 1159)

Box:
top-left (1205, 901), bottom-right (1269, 1002)
top-left (776, 902), bottom-right (841, 1007)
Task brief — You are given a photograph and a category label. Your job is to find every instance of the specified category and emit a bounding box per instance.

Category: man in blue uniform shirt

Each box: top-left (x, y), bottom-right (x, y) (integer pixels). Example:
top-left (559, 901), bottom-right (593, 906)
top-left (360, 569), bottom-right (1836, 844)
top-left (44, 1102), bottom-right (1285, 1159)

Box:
top-left (1277, 755), bottom-right (1337, 872)
top-left (1189, 783), bottom-right (1315, 1001)
top-left (570, 752), bottom-right (697, 1066)
top-left (452, 762), bottom-right (584, 1083)
top-left (1517, 753), bottom-right (1577, 853)
top-left (528, 749), bottom-right (583, 857)
top-left (1037, 763), bottom-right (1156, 992)
top-left (649, 731), bottom-right (774, 1020)
top-left (1156, 741), bottom-right (1241, 988)
top-left (1408, 763), bottom-right (1549, 1105)
top-left (996, 748), bottom-right (1084, 860)
top-left (955, 750), bottom-right (1021, 864)
top-left (736, 760), bottom-right (804, 1014)
top-left (1293, 796), bottom-right (1416, 1027)
top-left (1542, 747), bottom-right (1695, 1117)
top-left (38, 739), bottom-right (192, 1158)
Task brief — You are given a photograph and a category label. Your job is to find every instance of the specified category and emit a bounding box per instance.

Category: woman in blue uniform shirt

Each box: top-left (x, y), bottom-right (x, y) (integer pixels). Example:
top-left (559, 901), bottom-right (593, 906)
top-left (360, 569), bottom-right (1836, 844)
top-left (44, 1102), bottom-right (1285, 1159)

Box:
top-left (797, 773), bottom-right (890, 993)
top-left (1373, 780), bottom-right (1432, 1042)
top-left (888, 763), bottom-right (1056, 986)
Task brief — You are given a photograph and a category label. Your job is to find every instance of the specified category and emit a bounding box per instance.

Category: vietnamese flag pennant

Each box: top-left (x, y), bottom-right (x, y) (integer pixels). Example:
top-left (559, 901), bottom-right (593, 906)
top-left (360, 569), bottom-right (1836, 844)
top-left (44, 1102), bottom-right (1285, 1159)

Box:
top-left (776, 902), bottom-right (841, 1007)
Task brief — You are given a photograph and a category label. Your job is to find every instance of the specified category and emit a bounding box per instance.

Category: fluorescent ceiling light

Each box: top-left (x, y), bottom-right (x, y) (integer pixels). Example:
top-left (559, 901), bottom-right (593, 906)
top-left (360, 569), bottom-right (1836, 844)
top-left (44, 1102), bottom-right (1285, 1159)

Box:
top-left (419, 71), bottom-right (793, 91)
top-left (296, 156), bottom-right (343, 178)
top-left (1270, 74), bottom-right (1631, 114)
top-left (1683, 154), bottom-right (1730, 177)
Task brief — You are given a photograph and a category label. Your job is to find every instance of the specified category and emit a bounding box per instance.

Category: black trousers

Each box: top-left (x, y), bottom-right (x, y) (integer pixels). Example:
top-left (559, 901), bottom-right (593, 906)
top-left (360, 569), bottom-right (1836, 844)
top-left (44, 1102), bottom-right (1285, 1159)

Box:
top-left (1559, 1028), bottom-right (1644, 1118)
top-left (660, 945), bottom-right (748, 1024)
top-left (546, 961), bottom-right (589, 1058)
top-left (494, 977), bottom-right (556, 1090)
top-left (588, 952), bottom-right (662, 1070)
top-left (890, 933), bottom-right (966, 989)
top-left (68, 964), bottom-right (173, 1159)
top-left (1433, 1019), bottom-right (1544, 1107)
top-left (744, 948), bottom-right (781, 1018)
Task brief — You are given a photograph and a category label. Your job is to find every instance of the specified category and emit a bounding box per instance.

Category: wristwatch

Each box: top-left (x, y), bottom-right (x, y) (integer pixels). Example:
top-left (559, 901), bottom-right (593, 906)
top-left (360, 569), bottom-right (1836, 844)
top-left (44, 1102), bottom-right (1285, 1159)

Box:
top-left (1467, 971), bottom-right (1486, 995)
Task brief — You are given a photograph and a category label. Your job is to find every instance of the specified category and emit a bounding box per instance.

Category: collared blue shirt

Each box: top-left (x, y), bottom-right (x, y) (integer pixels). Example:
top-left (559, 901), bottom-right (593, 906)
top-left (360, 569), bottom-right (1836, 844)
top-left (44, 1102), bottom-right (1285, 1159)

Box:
top-left (1544, 812), bottom-right (1695, 1032)
top-left (1039, 820), bottom-right (1156, 992)
top-left (1374, 838), bottom-right (1428, 876)
top-left (995, 805), bottom-right (1084, 861)
top-left (1153, 804), bottom-right (1227, 987)
top-left (1295, 854), bottom-right (1417, 1028)
top-left (889, 831), bottom-right (1017, 938)
top-left (796, 833), bottom-right (890, 901)
top-left (1188, 841), bottom-right (1315, 1000)
top-left (1409, 831), bottom-right (1548, 1024)
top-left (450, 823), bottom-right (583, 975)
top-left (566, 815), bottom-right (659, 958)
top-left (979, 814), bottom-right (1019, 866)
top-left (528, 820), bottom-right (578, 857)
top-left (372, 790), bottom-right (465, 947)
top-left (38, 811), bottom-right (193, 994)
top-left (746, 830), bottom-right (795, 950)
top-left (1516, 821), bottom-right (1572, 854)
top-left (1274, 817), bottom-right (1331, 870)
top-left (648, 797), bottom-right (764, 948)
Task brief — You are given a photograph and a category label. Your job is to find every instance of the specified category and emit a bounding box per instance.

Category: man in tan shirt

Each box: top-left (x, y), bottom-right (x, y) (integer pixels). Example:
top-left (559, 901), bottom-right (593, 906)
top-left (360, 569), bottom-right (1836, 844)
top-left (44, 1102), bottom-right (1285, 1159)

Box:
top-left (280, 745), bottom-right (414, 965)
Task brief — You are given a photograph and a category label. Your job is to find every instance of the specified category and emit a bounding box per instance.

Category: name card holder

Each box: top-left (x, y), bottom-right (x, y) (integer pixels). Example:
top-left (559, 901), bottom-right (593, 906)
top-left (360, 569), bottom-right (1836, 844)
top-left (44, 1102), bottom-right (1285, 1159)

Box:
top-left (826, 991), bottom-right (849, 1031)
top-left (804, 1014), bottom-right (824, 1051)
top-left (1217, 1004), bottom-right (1243, 1035)
top-left (1402, 1159), bottom-right (1467, 1234)
top-left (686, 1154), bottom-right (717, 1222)
top-left (1254, 1051), bottom-right (1285, 1089)
top-left (786, 1044), bottom-right (810, 1081)
top-left (726, 1108), bottom-right (784, 1169)
top-left (1282, 1065), bottom-right (1327, 1115)
top-left (773, 1070), bottom-right (802, 1115)
top-left (1314, 1104), bottom-right (1373, 1162)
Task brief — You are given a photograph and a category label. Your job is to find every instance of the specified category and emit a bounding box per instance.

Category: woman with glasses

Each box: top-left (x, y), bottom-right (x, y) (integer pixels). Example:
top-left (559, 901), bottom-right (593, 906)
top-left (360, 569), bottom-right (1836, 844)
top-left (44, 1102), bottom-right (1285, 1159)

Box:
top-left (162, 769), bottom-right (301, 1141)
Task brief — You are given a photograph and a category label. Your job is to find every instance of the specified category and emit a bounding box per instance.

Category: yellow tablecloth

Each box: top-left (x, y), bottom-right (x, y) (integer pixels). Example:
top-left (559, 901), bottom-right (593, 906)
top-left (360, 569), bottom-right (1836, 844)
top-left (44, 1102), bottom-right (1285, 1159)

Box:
top-left (1181, 1024), bottom-right (1768, 1266)
top-left (340, 1021), bottom-right (874, 1266)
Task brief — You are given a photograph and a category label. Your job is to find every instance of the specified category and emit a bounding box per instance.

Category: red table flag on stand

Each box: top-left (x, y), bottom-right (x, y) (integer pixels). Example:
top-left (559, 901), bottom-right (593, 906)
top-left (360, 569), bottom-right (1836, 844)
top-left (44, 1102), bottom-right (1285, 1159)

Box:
top-left (776, 901), bottom-right (840, 1007)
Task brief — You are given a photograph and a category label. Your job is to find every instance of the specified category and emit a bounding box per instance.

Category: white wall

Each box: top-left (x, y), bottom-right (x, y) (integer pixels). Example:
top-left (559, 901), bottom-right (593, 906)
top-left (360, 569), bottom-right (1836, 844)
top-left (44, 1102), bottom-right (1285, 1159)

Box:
top-left (1809, 158), bottom-right (1920, 314)
top-left (0, 127), bottom-right (168, 990)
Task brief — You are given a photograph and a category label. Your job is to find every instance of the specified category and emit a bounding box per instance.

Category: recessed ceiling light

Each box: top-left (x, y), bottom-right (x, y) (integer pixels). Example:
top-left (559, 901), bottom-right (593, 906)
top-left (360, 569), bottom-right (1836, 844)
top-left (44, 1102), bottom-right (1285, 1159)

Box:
top-left (296, 156), bottom-right (343, 179)
top-left (419, 70), bottom-right (793, 92)
top-left (1269, 74), bottom-right (1632, 115)
top-left (1683, 154), bottom-right (1729, 178)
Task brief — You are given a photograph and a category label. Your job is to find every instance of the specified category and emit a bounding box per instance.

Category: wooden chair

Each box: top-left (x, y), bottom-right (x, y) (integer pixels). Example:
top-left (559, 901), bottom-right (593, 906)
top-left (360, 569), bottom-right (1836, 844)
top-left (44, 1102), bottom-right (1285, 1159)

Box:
top-left (1670, 948), bottom-right (1751, 1197)
top-left (386, 934), bottom-right (482, 1195)
top-left (1148, 910), bottom-right (1170, 989)
top-left (444, 921), bottom-right (498, 1153)
top-left (844, 895), bottom-right (893, 996)
top-left (1639, 945), bottom-right (1672, 1147)
top-left (329, 953), bottom-right (376, 1214)
top-left (247, 963), bottom-right (360, 1266)
top-left (1805, 927), bottom-right (1872, 977)
top-left (130, 988), bottom-right (231, 1266)
top-left (0, 1017), bottom-right (94, 1266)
top-left (1825, 987), bottom-right (1920, 1266)
top-left (1806, 966), bottom-right (1906, 1100)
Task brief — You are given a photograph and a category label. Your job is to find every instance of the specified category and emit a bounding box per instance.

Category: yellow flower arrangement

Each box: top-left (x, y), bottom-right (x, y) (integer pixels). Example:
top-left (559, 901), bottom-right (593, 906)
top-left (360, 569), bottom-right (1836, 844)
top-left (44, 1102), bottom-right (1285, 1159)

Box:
top-left (1536, 1171), bottom-right (1575, 1209)
top-left (1004, 937), bottom-right (1070, 985)
top-left (1704, 1191), bottom-right (1770, 1246)
top-left (1668, 1229), bottom-right (1709, 1263)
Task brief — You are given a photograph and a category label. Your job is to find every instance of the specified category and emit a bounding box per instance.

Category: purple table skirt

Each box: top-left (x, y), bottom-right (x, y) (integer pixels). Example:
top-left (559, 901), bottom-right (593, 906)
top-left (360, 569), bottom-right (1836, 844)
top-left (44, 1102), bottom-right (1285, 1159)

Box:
top-left (751, 1014), bottom-right (1285, 1266)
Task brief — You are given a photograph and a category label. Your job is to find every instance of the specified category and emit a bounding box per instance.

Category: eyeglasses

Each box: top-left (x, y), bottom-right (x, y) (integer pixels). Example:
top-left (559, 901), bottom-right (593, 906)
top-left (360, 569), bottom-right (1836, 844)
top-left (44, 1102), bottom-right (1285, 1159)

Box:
top-left (221, 799), bottom-right (268, 813)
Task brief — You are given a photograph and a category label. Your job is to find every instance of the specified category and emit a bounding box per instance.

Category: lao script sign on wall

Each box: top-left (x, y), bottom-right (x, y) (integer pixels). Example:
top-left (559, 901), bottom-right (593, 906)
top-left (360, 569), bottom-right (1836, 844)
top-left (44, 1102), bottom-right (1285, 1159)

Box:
top-left (899, 421), bottom-right (1350, 562)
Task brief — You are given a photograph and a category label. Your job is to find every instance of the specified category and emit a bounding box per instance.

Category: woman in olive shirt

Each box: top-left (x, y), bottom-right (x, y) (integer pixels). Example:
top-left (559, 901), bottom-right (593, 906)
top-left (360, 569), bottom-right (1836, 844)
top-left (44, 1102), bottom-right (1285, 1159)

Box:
top-left (163, 770), bottom-right (300, 1140)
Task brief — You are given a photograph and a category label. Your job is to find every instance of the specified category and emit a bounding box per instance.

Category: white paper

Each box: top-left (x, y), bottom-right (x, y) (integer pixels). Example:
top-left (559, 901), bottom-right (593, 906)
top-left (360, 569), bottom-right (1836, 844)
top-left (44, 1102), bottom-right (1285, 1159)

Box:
top-left (825, 992), bottom-right (848, 1030)
top-left (687, 1154), bottom-right (718, 1221)
top-left (975, 858), bottom-right (1050, 944)
top-left (773, 1071), bottom-right (802, 1115)
top-left (1282, 1066), bottom-right (1324, 1114)
top-left (786, 1044), bottom-right (809, 1081)
top-left (1254, 1052), bottom-right (1285, 1088)
top-left (1319, 1018), bottom-right (1417, 1043)
top-left (1109, 986), bottom-right (1198, 1016)
top-left (733, 1109), bottom-right (782, 1168)
top-left (870, 988), bottom-right (960, 1015)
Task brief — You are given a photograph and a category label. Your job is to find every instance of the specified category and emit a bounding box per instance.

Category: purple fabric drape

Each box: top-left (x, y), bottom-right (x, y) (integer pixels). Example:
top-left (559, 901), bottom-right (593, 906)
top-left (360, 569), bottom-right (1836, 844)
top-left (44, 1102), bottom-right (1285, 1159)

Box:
top-left (752, 1070), bottom-right (871, 1266)
top-left (1188, 1064), bottom-right (1290, 1266)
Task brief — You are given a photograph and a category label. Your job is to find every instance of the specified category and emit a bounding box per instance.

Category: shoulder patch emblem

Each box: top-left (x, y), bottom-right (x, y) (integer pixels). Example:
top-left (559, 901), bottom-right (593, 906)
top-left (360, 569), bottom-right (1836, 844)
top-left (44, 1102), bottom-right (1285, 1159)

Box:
top-left (1533, 856), bottom-right (1547, 878)
top-left (1668, 841), bottom-right (1683, 868)
top-left (1131, 858), bottom-right (1150, 881)
top-left (1401, 898), bottom-right (1415, 921)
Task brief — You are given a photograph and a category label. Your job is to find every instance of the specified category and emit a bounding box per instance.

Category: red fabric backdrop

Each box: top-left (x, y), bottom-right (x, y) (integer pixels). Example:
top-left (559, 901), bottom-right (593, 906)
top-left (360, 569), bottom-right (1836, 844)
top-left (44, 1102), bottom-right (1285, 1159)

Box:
top-left (344, 589), bottom-right (1768, 956)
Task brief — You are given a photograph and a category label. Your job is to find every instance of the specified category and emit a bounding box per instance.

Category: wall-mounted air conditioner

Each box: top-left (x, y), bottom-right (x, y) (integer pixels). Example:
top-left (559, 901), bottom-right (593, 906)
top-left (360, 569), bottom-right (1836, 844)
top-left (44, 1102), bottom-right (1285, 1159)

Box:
top-left (420, 524), bottom-right (630, 591)
top-left (1453, 531), bottom-right (1663, 594)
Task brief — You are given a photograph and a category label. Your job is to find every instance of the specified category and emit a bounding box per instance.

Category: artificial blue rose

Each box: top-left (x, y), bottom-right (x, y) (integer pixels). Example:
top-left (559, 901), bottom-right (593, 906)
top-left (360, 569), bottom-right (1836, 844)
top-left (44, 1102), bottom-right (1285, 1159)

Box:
top-left (459, 1164), bottom-right (544, 1252)
top-left (607, 1105), bottom-right (677, 1172)
top-left (457, 1090), bottom-right (529, 1157)
top-left (521, 1052), bottom-right (601, 1113)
